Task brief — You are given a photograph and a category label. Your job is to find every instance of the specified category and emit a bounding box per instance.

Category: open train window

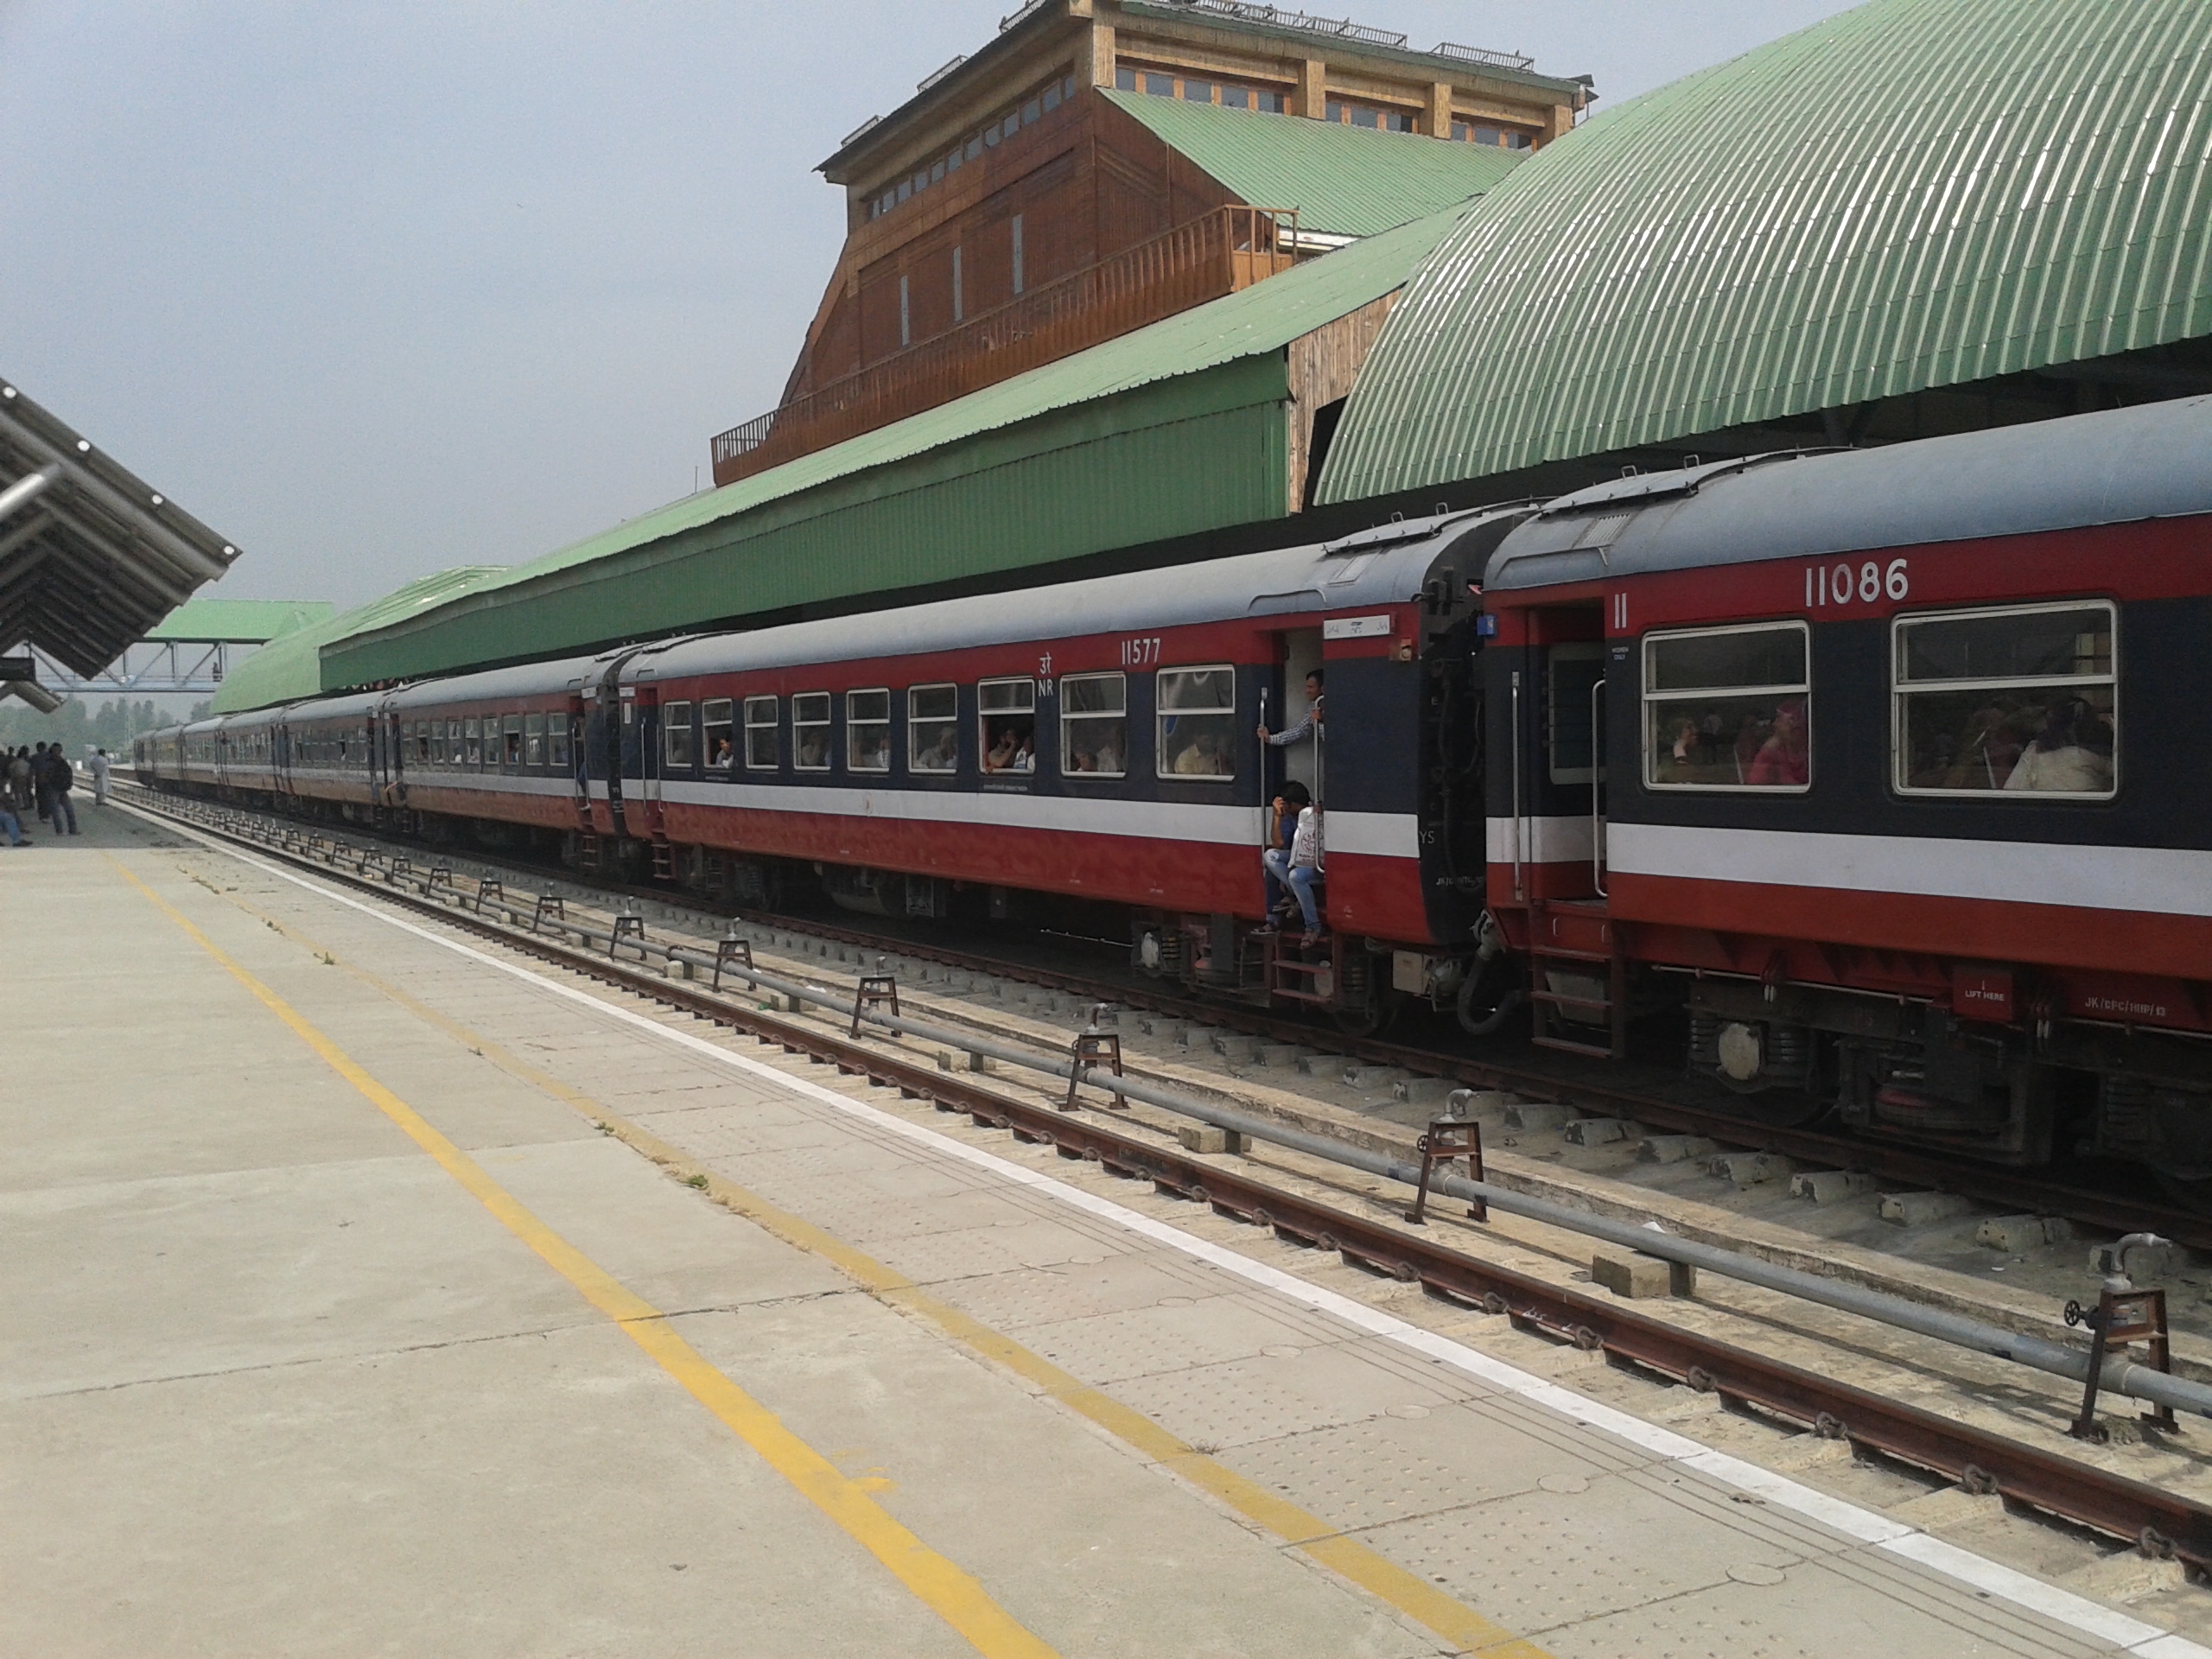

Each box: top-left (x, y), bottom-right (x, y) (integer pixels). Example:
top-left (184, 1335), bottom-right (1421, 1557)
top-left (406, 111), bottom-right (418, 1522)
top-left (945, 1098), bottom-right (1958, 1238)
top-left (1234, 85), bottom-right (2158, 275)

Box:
top-left (1060, 673), bottom-right (1127, 778)
top-left (792, 693), bottom-right (831, 771)
top-left (1643, 623), bottom-right (1809, 791)
top-left (980, 678), bottom-right (1035, 774)
top-left (465, 718), bottom-right (482, 767)
top-left (909, 684), bottom-right (957, 772)
top-left (1892, 601), bottom-right (2116, 798)
top-left (548, 713), bottom-right (571, 771)
top-left (745, 696), bottom-right (779, 770)
top-left (700, 700), bottom-right (734, 772)
top-left (662, 702), bottom-right (695, 769)
top-left (503, 715), bottom-right (523, 768)
top-left (524, 714), bottom-right (546, 767)
top-left (1157, 666), bottom-right (1235, 779)
top-left (847, 690), bottom-right (890, 772)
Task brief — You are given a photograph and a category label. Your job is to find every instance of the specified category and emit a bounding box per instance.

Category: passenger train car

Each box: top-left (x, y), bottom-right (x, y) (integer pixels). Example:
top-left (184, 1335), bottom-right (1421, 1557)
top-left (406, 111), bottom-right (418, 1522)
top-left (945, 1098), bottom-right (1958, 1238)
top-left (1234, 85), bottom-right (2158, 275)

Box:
top-left (140, 397), bottom-right (2212, 1196)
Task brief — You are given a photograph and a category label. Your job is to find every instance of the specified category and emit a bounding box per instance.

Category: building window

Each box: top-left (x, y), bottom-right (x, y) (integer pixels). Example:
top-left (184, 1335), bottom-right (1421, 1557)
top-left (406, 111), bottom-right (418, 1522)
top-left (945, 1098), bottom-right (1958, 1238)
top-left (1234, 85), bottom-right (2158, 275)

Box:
top-left (1643, 623), bottom-right (1810, 791)
top-left (744, 696), bottom-right (779, 770)
top-left (909, 683), bottom-right (957, 772)
top-left (1452, 119), bottom-right (1535, 148)
top-left (1157, 667), bottom-right (1235, 779)
top-left (846, 689), bottom-right (891, 772)
top-left (1326, 98), bottom-right (1416, 131)
top-left (792, 693), bottom-right (831, 771)
top-left (899, 273), bottom-right (911, 347)
top-left (1121, 65), bottom-right (1284, 113)
top-left (980, 678), bottom-right (1035, 772)
top-left (1011, 213), bottom-right (1024, 295)
top-left (1060, 673), bottom-right (1127, 777)
top-left (867, 72), bottom-right (1077, 220)
top-left (951, 245), bottom-right (963, 322)
top-left (1892, 601), bottom-right (2116, 797)
top-left (662, 702), bottom-right (695, 770)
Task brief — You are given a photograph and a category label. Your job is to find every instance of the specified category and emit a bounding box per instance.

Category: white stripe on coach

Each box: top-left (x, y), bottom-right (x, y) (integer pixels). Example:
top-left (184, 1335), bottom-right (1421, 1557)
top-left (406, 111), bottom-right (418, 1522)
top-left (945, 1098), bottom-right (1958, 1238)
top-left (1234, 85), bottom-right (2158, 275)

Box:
top-left (1610, 823), bottom-right (2212, 918)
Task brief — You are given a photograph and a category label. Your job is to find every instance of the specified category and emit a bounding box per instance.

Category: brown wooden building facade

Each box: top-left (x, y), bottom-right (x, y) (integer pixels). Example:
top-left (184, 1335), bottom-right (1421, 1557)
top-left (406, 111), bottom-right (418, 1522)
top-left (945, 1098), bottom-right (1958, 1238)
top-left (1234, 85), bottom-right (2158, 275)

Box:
top-left (712, 2), bottom-right (1586, 486)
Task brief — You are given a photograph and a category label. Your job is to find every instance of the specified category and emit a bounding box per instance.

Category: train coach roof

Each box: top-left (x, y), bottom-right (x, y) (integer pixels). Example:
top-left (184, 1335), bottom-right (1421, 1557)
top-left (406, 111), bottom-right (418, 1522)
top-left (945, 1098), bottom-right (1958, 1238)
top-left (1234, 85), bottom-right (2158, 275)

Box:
top-left (1483, 397), bottom-right (2212, 593)
top-left (630, 510), bottom-right (1519, 683)
top-left (381, 656), bottom-right (604, 712)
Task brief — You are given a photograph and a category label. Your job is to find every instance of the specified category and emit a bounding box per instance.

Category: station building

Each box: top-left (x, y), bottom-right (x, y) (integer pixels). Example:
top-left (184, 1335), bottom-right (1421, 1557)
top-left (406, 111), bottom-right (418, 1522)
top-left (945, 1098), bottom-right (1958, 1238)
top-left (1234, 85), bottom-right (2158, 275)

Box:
top-left (220, 0), bottom-right (2212, 713)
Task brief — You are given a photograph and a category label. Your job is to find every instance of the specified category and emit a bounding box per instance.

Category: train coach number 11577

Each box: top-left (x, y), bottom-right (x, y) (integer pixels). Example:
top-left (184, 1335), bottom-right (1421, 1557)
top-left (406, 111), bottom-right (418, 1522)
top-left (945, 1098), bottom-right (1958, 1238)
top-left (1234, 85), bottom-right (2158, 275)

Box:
top-left (1119, 636), bottom-right (1163, 666)
top-left (1806, 556), bottom-right (1909, 610)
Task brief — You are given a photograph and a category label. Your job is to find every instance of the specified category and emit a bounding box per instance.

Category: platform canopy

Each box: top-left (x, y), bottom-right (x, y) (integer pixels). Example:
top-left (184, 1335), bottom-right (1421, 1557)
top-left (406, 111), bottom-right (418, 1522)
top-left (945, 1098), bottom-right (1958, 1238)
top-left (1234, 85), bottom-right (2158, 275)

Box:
top-left (0, 377), bottom-right (240, 677)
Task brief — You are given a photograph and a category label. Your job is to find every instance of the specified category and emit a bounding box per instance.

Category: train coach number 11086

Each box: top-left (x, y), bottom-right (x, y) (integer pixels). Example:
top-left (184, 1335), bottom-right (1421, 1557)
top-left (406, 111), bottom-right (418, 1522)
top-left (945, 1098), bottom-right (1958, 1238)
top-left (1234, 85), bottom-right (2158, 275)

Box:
top-left (1806, 556), bottom-right (1909, 610)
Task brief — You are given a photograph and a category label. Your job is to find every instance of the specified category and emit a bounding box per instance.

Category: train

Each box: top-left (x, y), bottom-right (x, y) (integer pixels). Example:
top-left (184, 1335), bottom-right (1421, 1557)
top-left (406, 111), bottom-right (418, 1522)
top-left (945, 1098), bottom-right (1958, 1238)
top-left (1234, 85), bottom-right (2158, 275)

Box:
top-left (141, 397), bottom-right (2212, 1200)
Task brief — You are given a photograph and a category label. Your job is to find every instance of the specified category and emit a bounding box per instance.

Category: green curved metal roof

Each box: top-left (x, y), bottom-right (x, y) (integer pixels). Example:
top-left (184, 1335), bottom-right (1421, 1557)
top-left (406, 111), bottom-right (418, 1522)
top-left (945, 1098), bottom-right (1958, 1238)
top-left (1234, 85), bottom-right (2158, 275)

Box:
top-left (207, 567), bottom-right (505, 714)
top-left (1319, 0), bottom-right (2212, 504)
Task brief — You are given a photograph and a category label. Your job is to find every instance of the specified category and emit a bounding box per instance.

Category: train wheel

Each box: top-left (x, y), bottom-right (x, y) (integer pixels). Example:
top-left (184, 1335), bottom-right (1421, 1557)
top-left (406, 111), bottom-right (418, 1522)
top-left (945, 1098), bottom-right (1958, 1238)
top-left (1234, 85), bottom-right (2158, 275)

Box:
top-left (1713, 1077), bottom-right (1828, 1129)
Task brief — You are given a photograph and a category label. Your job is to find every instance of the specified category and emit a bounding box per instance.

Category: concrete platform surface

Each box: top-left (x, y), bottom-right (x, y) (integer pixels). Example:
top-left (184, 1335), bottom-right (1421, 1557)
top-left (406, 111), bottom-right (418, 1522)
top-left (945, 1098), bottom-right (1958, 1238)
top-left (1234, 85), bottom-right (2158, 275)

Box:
top-left (2, 804), bottom-right (2201, 1658)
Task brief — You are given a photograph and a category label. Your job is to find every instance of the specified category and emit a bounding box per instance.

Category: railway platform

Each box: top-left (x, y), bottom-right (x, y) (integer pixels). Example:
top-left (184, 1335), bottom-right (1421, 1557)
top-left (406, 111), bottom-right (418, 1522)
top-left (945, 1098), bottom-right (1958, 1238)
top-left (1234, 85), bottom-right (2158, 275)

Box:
top-left (5, 803), bottom-right (2204, 1658)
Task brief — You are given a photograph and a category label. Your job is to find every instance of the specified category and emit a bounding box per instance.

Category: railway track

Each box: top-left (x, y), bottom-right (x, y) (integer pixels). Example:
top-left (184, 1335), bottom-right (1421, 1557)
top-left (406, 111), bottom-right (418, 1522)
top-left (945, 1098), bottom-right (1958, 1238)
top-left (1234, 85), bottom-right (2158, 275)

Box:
top-left (120, 781), bottom-right (2212, 1252)
top-left (123, 785), bottom-right (2212, 1577)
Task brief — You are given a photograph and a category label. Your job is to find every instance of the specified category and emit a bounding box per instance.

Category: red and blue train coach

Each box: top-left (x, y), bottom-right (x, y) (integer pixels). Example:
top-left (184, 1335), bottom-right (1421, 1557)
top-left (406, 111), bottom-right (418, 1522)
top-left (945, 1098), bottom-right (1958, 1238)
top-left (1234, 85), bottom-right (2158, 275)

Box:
top-left (1479, 397), bottom-right (2212, 1191)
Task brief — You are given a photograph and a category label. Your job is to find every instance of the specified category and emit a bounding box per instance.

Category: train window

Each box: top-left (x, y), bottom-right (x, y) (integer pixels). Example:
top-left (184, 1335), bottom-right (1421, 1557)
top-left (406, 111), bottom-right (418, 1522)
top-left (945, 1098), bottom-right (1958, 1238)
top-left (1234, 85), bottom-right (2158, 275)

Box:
top-left (662, 702), bottom-right (695, 770)
top-left (433, 720), bottom-right (450, 766)
top-left (503, 716), bottom-right (523, 767)
top-left (414, 723), bottom-right (430, 765)
top-left (1547, 645), bottom-right (1607, 785)
top-left (548, 714), bottom-right (571, 771)
top-left (1157, 666), bottom-right (1235, 779)
top-left (465, 718), bottom-right (482, 767)
top-left (525, 714), bottom-right (547, 767)
top-left (1892, 601), bottom-right (2116, 798)
top-left (979, 679), bottom-right (1035, 773)
top-left (1060, 673), bottom-right (1127, 778)
top-left (700, 700), bottom-right (734, 772)
top-left (792, 693), bottom-right (831, 771)
top-left (847, 690), bottom-right (891, 772)
top-left (909, 684), bottom-right (957, 772)
top-left (1643, 623), bottom-right (1810, 791)
top-left (745, 696), bottom-right (780, 769)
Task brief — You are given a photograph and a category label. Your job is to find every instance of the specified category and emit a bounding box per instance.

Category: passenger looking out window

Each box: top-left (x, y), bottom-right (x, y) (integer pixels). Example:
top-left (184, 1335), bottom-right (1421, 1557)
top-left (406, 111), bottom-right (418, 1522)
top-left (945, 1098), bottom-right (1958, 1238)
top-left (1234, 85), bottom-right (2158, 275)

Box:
top-left (503, 716), bottom-right (523, 767)
top-left (847, 690), bottom-right (890, 772)
top-left (981, 679), bottom-right (1035, 772)
top-left (1059, 673), bottom-right (1126, 776)
top-left (792, 694), bottom-right (831, 771)
top-left (909, 685), bottom-right (957, 772)
top-left (702, 700), bottom-right (734, 772)
top-left (1893, 603), bottom-right (2115, 797)
top-left (744, 696), bottom-right (779, 769)
top-left (1159, 666), bottom-right (1236, 779)
top-left (1643, 625), bottom-right (1809, 790)
top-left (465, 719), bottom-right (482, 766)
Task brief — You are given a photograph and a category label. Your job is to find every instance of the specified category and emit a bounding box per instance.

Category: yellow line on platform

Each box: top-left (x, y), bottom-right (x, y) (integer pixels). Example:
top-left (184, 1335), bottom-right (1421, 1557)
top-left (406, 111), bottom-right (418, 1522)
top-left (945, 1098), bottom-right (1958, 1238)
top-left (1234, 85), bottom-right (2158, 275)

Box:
top-left (161, 841), bottom-right (1553, 1657)
top-left (109, 854), bottom-right (1058, 1659)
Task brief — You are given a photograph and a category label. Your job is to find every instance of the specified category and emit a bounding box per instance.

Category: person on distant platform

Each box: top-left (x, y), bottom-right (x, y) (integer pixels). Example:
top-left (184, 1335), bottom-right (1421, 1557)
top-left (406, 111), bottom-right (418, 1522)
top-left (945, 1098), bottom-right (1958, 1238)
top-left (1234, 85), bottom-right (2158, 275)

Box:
top-left (41, 745), bottom-right (78, 836)
top-left (90, 747), bottom-right (112, 804)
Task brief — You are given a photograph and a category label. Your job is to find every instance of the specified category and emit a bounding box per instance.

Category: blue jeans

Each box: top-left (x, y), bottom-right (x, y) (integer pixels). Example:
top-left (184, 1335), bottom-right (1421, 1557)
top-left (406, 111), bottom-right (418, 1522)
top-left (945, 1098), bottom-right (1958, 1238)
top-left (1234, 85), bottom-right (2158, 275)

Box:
top-left (49, 795), bottom-right (76, 834)
top-left (0, 806), bottom-right (22, 845)
top-left (1262, 849), bottom-right (1322, 932)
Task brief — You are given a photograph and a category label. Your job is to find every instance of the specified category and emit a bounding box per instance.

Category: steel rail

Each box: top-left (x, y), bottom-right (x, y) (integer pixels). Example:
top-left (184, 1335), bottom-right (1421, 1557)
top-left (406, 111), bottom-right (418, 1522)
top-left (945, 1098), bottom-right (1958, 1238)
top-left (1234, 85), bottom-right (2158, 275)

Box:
top-left (133, 792), bottom-right (2212, 1567)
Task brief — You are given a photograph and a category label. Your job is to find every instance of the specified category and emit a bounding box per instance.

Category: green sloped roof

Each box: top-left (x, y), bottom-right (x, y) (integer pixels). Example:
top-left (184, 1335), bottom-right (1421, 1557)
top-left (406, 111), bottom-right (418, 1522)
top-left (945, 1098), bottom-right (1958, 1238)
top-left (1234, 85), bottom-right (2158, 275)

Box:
top-left (321, 203), bottom-right (1474, 689)
top-left (1320, 0), bottom-right (2212, 503)
top-left (208, 568), bottom-right (505, 713)
top-left (1103, 90), bottom-right (1524, 237)
top-left (145, 598), bottom-right (333, 644)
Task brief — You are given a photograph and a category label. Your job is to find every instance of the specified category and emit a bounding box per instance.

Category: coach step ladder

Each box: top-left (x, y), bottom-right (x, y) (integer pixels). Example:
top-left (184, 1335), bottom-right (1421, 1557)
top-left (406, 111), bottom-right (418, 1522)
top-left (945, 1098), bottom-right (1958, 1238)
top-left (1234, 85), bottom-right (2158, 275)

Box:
top-left (1527, 898), bottom-right (1626, 1060)
top-left (649, 832), bottom-right (675, 882)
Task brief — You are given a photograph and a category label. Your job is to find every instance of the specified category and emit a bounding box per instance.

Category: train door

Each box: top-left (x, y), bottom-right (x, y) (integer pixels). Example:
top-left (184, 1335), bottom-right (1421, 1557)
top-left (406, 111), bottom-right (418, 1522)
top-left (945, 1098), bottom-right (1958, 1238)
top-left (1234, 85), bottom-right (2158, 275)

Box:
top-left (1503, 599), bottom-right (1623, 1056)
top-left (1266, 628), bottom-right (1324, 801)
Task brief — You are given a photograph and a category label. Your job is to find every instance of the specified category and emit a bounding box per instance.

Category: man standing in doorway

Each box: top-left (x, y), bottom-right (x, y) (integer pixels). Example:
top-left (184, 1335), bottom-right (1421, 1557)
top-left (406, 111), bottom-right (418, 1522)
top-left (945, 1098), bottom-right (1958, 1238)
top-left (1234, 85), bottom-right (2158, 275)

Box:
top-left (1257, 669), bottom-right (1324, 757)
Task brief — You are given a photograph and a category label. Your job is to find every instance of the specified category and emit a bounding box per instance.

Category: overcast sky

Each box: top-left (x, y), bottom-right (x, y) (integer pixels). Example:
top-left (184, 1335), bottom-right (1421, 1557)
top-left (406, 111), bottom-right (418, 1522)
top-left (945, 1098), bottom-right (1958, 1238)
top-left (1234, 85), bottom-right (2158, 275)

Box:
top-left (0, 1), bottom-right (1861, 610)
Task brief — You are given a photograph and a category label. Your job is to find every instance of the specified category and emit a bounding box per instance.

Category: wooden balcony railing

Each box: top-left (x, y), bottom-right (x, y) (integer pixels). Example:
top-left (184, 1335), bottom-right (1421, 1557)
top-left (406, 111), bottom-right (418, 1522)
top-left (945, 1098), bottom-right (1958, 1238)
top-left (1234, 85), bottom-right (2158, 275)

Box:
top-left (711, 206), bottom-right (1299, 486)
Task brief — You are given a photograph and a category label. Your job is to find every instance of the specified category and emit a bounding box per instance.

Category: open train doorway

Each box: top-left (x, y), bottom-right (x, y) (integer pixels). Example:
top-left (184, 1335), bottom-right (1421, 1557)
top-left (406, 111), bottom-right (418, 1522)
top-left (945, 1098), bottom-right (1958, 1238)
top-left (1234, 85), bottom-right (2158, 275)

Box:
top-left (1269, 627), bottom-right (1324, 800)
